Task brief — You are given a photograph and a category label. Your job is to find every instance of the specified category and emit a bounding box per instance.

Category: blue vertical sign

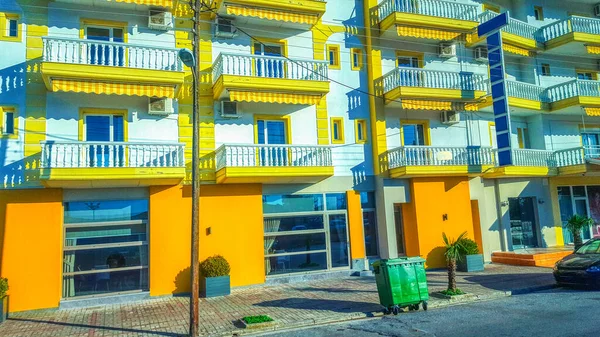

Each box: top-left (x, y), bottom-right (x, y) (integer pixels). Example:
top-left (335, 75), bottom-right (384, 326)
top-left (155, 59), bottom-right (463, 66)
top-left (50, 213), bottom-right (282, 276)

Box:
top-left (478, 13), bottom-right (512, 166)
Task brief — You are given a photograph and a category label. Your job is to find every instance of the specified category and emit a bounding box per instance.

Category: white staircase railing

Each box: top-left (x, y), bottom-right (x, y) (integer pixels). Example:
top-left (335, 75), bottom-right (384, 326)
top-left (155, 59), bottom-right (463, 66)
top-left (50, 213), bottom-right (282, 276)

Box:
top-left (380, 67), bottom-right (488, 93)
top-left (40, 141), bottom-right (185, 169)
top-left (42, 37), bottom-right (183, 71)
top-left (507, 80), bottom-right (549, 102)
top-left (377, 0), bottom-right (479, 23)
top-left (215, 144), bottom-right (332, 171)
top-left (511, 149), bottom-right (556, 167)
top-left (478, 11), bottom-right (538, 41)
top-left (546, 80), bottom-right (600, 102)
top-left (555, 147), bottom-right (586, 167)
top-left (211, 53), bottom-right (329, 83)
top-left (386, 146), bottom-right (496, 169)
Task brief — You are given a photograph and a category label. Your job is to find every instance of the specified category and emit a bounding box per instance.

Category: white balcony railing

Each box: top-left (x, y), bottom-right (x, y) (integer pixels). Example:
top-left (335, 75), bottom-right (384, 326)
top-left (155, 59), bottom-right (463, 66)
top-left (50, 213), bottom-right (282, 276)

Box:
top-left (511, 149), bottom-right (556, 167)
top-left (538, 16), bottom-right (600, 42)
top-left (478, 11), bottom-right (538, 41)
top-left (41, 141), bottom-right (185, 169)
top-left (211, 53), bottom-right (329, 83)
top-left (380, 67), bottom-right (488, 93)
top-left (507, 80), bottom-right (549, 102)
top-left (555, 147), bottom-right (586, 167)
top-left (545, 80), bottom-right (600, 102)
top-left (386, 146), bottom-right (496, 169)
top-left (42, 37), bottom-right (183, 71)
top-left (215, 144), bottom-right (332, 171)
top-left (377, 0), bottom-right (479, 23)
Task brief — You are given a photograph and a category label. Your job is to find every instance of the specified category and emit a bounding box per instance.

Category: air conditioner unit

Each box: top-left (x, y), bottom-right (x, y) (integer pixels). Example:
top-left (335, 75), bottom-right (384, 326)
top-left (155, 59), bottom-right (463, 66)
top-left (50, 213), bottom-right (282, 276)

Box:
top-left (220, 100), bottom-right (240, 118)
top-left (439, 42), bottom-right (456, 58)
top-left (148, 9), bottom-right (173, 30)
top-left (441, 111), bottom-right (460, 125)
top-left (595, 4), bottom-right (600, 17)
top-left (474, 46), bottom-right (488, 62)
top-left (148, 98), bottom-right (174, 116)
top-left (215, 17), bottom-right (237, 38)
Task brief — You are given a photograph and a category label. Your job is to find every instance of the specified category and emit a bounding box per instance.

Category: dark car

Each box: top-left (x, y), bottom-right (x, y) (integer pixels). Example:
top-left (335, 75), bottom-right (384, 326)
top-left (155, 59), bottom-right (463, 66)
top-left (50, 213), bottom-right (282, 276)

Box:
top-left (554, 238), bottom-right (600, 288)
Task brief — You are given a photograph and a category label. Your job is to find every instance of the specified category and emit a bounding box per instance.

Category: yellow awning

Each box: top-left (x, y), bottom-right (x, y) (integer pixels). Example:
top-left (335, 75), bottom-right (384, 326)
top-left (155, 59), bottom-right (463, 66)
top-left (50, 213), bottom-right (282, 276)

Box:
top-left (503, 43), bottom-right (533, 57)
top-left (114, 0), bottom-right (173, 7)
top-left (585, 107), bottom-right (600, 116)
top-left (401, 100), bottom-right (478, 111)
top-left (230, 91), bottom-right (321, 105)
top-left (587, 45), bottom-right (600, 55)
top-left (226, 5), bottom-right (318, 25)
top-left (396, 25), bottom-right (462, 41)
top-left (51, 79), bottom-right (176, 98)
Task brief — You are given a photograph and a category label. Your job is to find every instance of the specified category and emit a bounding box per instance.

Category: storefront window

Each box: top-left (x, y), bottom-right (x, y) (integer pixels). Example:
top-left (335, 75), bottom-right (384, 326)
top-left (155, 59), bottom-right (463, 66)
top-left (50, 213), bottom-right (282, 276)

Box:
top-left (361, 192), bottom-right (378, 257)
top-left (63, 199), bottom-right (149, 299)
top-left (263, 193), bottom-right (349, 276)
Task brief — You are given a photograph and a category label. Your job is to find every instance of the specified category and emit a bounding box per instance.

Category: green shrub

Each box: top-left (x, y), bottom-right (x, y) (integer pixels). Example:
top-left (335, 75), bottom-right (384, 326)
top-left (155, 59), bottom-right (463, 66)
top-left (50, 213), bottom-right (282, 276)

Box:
top-left (243, 315), bottom-right (274, 324)
top-left (458, 238), bottom-right (480, 255)
top-left (200, 255), bottom-right (230, 277)
top-left (0, 278), bottom-right (8, 298)
top-left (441, 288), bottom-right (464, 296)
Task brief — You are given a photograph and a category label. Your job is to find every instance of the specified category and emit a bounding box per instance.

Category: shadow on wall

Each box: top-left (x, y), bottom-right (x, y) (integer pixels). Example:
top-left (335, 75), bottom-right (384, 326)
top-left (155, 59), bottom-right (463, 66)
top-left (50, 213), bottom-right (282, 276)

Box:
top-left (174, 267), bottom-right (191, 294)
top-left (426, 246), bottom-right (447, 269)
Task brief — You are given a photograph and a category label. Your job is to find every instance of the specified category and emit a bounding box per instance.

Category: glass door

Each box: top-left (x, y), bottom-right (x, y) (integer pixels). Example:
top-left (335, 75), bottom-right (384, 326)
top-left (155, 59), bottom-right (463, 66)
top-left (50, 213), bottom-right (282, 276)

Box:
top-left (508, 197), bottom-right (539, 249)
top-left (582, 133), bottom-right (600, 159)
top-left (86, 26), bottom-right (125, 66)
top-left (257, 119), bottom-right (287, 166)
top-left (254, 43), bottom-right (284, 78)
top-left (85, 114), bottom-right (124, 167)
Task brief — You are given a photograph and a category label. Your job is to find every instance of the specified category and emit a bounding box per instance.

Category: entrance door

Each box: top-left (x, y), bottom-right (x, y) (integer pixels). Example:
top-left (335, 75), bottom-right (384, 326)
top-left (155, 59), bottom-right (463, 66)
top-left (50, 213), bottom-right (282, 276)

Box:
top-left (254, 43), bottom-right (284, 78)
top-left (85, 114), bottom-right (124, 167)
top-left (394, 205), bottom-right (406, 256)
top-left (508, 197), bottom-right (539, 249)
top-left (257, 119), bottom-right (287, 166)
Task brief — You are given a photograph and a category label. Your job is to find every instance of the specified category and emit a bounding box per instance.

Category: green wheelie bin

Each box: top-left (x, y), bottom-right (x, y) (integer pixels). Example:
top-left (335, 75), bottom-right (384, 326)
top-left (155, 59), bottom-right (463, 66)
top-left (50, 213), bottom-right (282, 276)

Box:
top-left (373, 257), bottom-right (429, 315)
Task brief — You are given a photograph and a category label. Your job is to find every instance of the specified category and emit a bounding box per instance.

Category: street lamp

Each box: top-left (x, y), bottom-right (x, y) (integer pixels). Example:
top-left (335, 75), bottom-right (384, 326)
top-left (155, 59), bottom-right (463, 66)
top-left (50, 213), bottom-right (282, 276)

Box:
top-left (178, 47), bottom-right (200, 337)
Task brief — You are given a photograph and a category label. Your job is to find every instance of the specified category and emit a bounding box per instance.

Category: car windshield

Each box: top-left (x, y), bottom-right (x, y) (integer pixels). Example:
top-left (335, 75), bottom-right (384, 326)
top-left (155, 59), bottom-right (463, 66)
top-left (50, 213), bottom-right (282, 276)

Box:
top-left (576, 240), bottom-right (600, 254)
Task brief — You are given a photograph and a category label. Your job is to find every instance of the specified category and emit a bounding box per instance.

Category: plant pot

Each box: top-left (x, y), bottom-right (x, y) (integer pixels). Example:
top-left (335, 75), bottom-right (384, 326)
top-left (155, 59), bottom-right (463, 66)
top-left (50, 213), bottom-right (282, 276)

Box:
top-left (0, 295), bottom-right (7, 324)
top-left (457, 254), bottom-right (484, 272)
top-left (202, 275), bottom-right (230, 298)
top-left (241, 319), bottom-right (277, 330)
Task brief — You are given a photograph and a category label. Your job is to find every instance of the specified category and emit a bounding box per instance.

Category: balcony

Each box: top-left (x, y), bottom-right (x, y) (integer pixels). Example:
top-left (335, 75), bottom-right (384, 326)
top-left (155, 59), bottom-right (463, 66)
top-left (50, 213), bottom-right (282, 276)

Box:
top-left (376, 0), bottom-right (479, 40)
top-left (213, 0), bottom-right (326, 28)
top-left (538, 16), bottom-right (600, 54)
top-left (212, 53), bottom-right (329, 105)
top-left (40, 141), bottom-right (186, 188)
top-left (546, 80), bottom-right (600, 111)
top-left (485, 149), bottom-right (558, 177)
top-left (377, 67), bottom-right (487, 109)
top-left (384, 146), bottom-right (496, 178)
top-left (215, 144), bottom-right (333, 184)
top-left (41, 37), bottom-right (184, 98)
top-left (470, 11), bottom-right (539, 56)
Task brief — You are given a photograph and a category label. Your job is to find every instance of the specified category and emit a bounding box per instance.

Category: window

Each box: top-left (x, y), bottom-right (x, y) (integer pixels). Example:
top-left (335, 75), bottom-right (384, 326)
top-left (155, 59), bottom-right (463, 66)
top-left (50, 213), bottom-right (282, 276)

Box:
top-left (351, 48), bottom-right (362, 70)
top-left (0, 13), bottom-right (20, 41)
top-left (355, 119), bottom-right (367, 144)
top-left (517, 127), bottom-right (530, 149)
top-left (327, 45), bottom-right (340, 70)
top-left (534, 6), bottom-right (544, 21)
top-left (361, 192), bottom-right (378, 257)
top-left (396, 53), bottom-right (421, 68)
top-left (541, 63), bottom-right (551, 76)
top-left (401, 121), bottom-right (429, 146)
top-left (1, 107), bottom-right (17, 138)
top-left (331, 117), bottom-right (344, 144)
top-left (577, 70), bottom-right (598, 80)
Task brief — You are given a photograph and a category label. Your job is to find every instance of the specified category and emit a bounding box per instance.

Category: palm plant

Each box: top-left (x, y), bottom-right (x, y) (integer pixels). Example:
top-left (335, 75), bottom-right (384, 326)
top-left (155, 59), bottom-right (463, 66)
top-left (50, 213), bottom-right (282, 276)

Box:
top-left (442, 231), bottom-right (467, 293)
top-left (566, 215), bottom-right (593, 250)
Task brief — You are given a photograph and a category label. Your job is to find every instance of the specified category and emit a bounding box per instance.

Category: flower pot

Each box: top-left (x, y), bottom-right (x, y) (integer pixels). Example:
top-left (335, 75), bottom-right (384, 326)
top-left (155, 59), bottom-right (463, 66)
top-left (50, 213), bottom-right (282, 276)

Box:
top-left (203, 275), bottom-right (230, 298)
top-left (0, 295), bottom-right (7, 324)
top-left (457, 254), bottom-right (484, 272)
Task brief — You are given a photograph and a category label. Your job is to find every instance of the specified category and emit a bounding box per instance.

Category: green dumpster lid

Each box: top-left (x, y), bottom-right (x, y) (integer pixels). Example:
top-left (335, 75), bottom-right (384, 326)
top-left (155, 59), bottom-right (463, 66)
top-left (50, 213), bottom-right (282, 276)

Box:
top-left (373, 257), bottom-right (425, 266)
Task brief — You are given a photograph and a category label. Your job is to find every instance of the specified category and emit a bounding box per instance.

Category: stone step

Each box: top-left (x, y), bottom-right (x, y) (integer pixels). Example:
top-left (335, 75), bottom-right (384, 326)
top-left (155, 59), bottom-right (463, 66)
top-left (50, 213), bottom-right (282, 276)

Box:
top-left (491, 250), bottom-right (572, 267)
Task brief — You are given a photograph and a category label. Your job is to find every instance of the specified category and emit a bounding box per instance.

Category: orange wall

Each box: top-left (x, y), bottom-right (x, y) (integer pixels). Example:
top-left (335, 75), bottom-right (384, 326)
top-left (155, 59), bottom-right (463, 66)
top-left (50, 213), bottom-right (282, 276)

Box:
top-left (0, 189), bottom-right (63, 312)
top-left (403, 177), bottom-right (475, 268)
top-left (346, 191), bottom-right (366, 259)
top-left (149, 184), bottom-right (264, 295)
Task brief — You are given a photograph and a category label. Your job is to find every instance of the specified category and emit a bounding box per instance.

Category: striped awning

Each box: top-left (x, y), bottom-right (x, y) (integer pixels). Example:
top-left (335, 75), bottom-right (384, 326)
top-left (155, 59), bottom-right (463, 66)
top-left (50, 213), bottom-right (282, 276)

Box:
top-left (503, 44), bottom-right (533, 57)
top-left (587, 45), bottom-right (600, 55)
top-left (114, 0), bottom-right (173, 7)
top-left (229, 91), bottom-right (321, 105)
top-left (51, 79), bottom-right (176, 98)
top-left (585, 107), bottom-right (600, 116)
top-left (226, 5), bottom-right (318, 25)
top-left (401, 100), bottom-right (478, 111)
top-left (396, 25), bottom-right (462, 41)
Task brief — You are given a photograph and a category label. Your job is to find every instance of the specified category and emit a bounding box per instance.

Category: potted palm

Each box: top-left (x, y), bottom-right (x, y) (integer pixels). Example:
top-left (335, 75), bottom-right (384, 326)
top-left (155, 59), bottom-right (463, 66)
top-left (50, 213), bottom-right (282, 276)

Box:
top-left (457, 237), bottom-right (484, 272)
top-left (442, 232), bottom-right (467, 296)
top-left (0, 278), bottom-right (8, 323)
top-left (200, 255), bottom-right (231, 298)
top-left (566, 215), bottom-right (593, 251)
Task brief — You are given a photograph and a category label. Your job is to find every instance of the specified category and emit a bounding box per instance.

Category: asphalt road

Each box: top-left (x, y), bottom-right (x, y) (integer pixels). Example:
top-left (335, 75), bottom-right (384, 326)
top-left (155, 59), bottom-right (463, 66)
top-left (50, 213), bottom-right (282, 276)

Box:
top-left (265, 288), bottom-right (599, 337)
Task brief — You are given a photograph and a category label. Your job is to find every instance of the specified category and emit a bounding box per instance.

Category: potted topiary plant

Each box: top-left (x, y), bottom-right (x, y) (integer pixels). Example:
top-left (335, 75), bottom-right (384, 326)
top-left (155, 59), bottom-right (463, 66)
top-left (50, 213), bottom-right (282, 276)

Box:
top-left (0, 278), bottom-right (8, 323)
top-left (457, 237), bottom-right (484, 272)
top-left (200, 255), bottom-right (231, 298)
top-left (441, 232), bottom-right (466, 296)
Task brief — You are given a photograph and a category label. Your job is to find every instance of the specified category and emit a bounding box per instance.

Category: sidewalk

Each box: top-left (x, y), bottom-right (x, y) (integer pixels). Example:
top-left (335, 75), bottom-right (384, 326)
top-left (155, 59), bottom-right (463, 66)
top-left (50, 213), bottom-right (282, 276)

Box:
top-left (0, 264), bottom-right (555, 337)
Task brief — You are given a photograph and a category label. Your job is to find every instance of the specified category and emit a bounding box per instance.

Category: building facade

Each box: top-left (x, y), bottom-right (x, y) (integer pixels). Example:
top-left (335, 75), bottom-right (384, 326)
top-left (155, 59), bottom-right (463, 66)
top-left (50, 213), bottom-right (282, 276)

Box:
top-left (1, 0), bottom-right (600, 313)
